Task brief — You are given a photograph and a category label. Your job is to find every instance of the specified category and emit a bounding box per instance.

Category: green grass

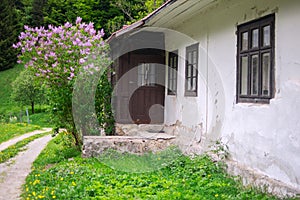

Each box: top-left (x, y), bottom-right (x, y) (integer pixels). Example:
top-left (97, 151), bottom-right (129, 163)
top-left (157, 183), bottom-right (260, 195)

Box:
top-left (0, 132), bottom-right (50, 163)
top-left (22, 135), bottom-right (290, 200)
top-left (0, 123), bottom-right (40, 144)
top-left (0, 64), bottom-right (25, 115)
top-left (0, 64), bottom-right (50, 124)
top-left (98, 147), bottom-right (182, 173)
top-left (29, 112), bottom-right (53, 128)
top-left (31, 132), bottom-right (80, 169)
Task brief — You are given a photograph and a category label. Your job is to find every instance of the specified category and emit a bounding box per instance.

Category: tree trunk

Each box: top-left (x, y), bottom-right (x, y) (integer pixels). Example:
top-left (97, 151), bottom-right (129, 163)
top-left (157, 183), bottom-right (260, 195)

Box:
top-left (31, 101), bottom-right (34, 114)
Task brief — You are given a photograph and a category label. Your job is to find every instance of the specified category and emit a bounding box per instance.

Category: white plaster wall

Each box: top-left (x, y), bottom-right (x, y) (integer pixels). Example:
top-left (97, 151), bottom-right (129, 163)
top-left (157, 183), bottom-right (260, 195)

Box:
top-left (162, 0), bottom-right (300, 189)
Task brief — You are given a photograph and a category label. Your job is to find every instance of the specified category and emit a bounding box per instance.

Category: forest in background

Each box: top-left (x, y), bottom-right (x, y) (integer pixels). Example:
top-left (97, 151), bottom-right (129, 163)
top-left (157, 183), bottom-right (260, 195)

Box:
top-left (0, 0), bottom-right (166, 71)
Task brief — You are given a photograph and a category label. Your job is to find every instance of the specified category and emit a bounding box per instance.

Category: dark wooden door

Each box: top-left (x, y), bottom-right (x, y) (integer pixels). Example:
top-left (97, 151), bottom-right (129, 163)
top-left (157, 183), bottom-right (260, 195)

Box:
top-left (130, 54), bottom-right (165, 124)
top-left (115, 52), bottom-right (165, 124)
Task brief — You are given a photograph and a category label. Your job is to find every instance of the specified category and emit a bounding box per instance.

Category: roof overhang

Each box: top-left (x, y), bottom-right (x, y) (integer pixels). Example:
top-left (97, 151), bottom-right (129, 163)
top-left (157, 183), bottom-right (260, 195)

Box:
top-left (107, 0), bottom-right (177, 42)
top-left (108, 0), bottom-right (218, 42)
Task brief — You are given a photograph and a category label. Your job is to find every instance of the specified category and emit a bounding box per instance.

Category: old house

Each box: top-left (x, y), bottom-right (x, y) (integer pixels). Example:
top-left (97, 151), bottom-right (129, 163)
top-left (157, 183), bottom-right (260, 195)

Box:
top-left (106, 0), bottom-right (300, 196)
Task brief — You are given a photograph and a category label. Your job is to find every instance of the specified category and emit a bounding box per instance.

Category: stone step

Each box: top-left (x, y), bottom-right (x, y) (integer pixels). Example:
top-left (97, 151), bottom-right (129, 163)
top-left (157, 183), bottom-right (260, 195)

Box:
top-left (115, 123), bottom-right (166, 136)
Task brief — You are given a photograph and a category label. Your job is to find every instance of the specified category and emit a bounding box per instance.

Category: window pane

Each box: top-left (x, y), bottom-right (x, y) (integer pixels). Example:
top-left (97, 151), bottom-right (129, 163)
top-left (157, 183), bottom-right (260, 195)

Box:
top-left (241, 56), bottom-right (248, 95)
top-left (173, 78), bottom-right (176, 91)
top-left (188, 52), bottom-right (192, 63)
top-left (169, 77), bottom-right (173, 91)
top-left (192, 78), bottom-right (196, 91)
top-left (138, 63), bottom-right (156, 86)
top-left (188, 65), bottom-right (192, 77)
top-left (193, 65), bottom-right (197, 78)
top-left (174, 69), bottom-right (177, 86)
top-left (242, 32), bottom-right (248, 50)
top-left (251, 55), bottom-right (259, 95)
top-left (150, 64), bottom-right (155, 86)
top-left (252, 29), bottom-right (259, 48)
top-left (174, 57), bottom-right (177, 69)
top-left (193, 51), bottom-right (197, 64)
top-left (138, 63), bottom-right (144, 86)
top-left (262, 53), bottom-right (270, 96)
top-left (187, 78), bottom-right (191, 90)
top-left (263, 25), bottom-right (270, 46)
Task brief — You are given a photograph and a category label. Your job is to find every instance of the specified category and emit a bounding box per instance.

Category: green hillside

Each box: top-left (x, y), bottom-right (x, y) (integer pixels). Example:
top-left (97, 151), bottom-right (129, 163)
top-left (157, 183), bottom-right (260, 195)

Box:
top-left (0, 64), bottom-right (25, 115)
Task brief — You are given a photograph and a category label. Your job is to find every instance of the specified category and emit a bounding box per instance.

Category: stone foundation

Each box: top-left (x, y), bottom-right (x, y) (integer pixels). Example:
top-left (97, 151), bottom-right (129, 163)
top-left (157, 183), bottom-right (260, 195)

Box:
top-left (224, 159), bottom-right (300, 198)
top-left (82, 134), bottom-right (176, 157)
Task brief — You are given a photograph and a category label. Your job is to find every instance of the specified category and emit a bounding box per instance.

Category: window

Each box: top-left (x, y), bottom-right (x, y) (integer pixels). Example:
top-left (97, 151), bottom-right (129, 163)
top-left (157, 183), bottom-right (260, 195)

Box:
top-left (138, 63), bottom-right (156, 86)
top-left (168, 50), bottom-right (178, 95)
top-left (237, 14), bottom-right (275, 103)
top-left (185, 43), bottom-right (199, 96)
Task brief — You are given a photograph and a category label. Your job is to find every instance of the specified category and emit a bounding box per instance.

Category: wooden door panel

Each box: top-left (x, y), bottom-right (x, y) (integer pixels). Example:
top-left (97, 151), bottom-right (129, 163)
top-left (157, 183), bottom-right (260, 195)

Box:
top-left (116, 52), bottom-right (165, 124)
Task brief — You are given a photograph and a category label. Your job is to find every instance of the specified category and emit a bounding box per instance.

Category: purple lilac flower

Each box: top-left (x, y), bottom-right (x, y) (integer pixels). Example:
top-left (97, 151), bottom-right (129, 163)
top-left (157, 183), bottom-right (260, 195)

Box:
top-left (76, 17), bottom-right (82, 24)
top-left (79, 58), bottom-right (85, 64)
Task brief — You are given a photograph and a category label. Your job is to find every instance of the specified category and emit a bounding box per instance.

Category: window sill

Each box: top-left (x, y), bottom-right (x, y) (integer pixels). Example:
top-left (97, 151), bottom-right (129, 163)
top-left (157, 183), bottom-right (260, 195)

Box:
top-left (237, 97), bottom-right (271, 104)
top-left (184, 92), bottom-right (197, 97)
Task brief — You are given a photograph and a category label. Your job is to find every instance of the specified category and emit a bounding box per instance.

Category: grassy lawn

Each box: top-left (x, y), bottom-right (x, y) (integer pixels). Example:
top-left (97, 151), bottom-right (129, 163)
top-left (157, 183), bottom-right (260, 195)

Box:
top-left (0, 123), bottom-right (40, 144)
top-left (22, 133), bottom-right (289, 200)
top-left (29, 112), bottom-right (53, 128)
top-left (0, 64), bottom-right (24, 115)
top-left (0, 131), bottom-right (50, 163)
top-left (0, 65), bottom-right (51, 127)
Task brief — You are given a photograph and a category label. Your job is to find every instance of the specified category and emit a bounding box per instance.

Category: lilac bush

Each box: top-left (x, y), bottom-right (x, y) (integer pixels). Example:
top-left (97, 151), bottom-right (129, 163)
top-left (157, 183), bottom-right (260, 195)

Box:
top-left (14, 17), bottom-right (111, 145)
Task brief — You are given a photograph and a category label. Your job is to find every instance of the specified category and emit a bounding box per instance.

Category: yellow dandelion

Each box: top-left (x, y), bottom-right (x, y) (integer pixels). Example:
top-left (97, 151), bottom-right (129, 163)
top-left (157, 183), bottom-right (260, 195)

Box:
top-left (26, 187), bottom-right (29, 192)
top-left (33, 179), bottom-right (40, 185)
top-left (72, 181), bottom-right (76, 186)
top-left (38, 195), bottom-right (45, 199)
top-left (51, 190), bottom-right (55, 195)
top-left (32, 191), bottom-right (36, 196)
top-left (70, 171), bottom-right (74, 175)
top-left (52, 195), bottom-right (56, 199)
top-left (60, 178), bottom-right (63, 181)
top-left (215, 194), bottom-right (219, 197)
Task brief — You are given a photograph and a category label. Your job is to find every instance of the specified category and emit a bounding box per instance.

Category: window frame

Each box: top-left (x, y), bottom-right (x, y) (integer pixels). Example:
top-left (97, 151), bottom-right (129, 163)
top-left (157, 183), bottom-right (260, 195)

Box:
top-left (185, 43), bottom-right (199, 97)
top-left (168, 50), bottom-right (178, 95)
top-left (236, 14), bottom-right (275, 104)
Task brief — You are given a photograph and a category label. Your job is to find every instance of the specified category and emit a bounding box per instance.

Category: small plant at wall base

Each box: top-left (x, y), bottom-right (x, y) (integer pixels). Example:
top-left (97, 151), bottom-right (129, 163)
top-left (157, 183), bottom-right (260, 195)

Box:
top-left (209, 139), bottom-right (230, 161)
top-left (13, 17), bottom-right (112, 145)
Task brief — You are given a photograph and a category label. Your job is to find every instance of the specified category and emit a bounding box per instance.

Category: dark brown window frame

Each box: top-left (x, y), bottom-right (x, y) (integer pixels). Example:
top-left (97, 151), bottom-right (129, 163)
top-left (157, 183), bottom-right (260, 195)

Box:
top-left (185, 43), bottom-right (199, 97)
top-left (168, 50), bottom-right (178, 95)
top-left (237, 14), bottom-right (275, 104)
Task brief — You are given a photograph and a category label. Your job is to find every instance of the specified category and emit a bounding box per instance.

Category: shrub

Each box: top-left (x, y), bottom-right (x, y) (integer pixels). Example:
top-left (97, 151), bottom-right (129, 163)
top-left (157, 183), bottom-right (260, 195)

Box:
top-left (14, 17), bottom-right (113, 145)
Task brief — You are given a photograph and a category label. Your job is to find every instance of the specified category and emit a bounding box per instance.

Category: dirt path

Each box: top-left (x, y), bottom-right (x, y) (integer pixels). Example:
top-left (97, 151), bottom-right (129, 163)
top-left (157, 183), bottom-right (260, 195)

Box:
top-left (0, 128), bottom-right (52, 152)
top-left (0, 134), bottom-right (53, 200)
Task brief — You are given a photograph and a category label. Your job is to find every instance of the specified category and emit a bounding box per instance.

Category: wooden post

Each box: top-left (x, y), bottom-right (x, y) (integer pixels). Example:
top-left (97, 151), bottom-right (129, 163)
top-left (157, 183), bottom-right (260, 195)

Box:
top-left (26, 108), bottom-right (30, 124)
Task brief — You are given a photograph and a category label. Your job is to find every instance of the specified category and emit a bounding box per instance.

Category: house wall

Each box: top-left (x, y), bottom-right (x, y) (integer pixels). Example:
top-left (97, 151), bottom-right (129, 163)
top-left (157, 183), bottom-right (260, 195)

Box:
top-left (163, 0), bottom-right (300, 190)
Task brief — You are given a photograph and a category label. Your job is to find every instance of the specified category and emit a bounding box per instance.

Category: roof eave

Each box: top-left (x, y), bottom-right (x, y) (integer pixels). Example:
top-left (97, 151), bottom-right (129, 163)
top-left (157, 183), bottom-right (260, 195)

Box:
top-left (107, 0), bottom-right (177, 42)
